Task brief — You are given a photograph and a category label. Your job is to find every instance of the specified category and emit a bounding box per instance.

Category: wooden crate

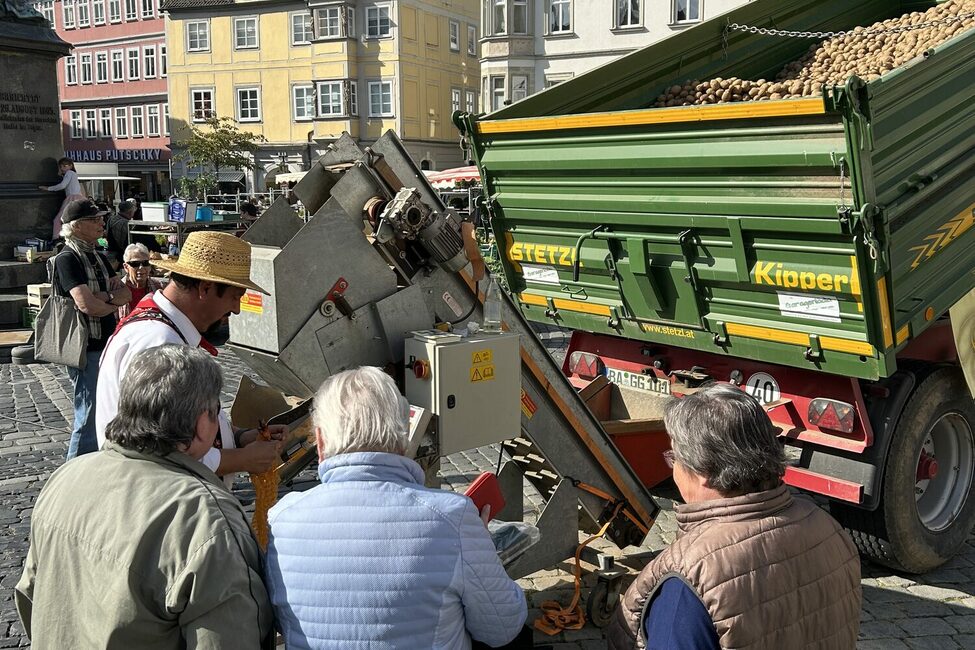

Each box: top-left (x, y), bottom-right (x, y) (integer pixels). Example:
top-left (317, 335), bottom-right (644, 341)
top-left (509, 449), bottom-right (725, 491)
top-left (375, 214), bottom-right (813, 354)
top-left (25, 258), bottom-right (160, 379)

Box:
top-left (27, 283), bottom-right (52, 308)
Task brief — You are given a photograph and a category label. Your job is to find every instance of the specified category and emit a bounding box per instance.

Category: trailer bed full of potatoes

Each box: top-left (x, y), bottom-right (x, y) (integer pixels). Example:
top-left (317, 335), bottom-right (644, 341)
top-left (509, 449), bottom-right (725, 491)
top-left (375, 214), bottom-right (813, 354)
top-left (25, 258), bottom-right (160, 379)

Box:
top-left (457, 0), bottom-right (975, 382)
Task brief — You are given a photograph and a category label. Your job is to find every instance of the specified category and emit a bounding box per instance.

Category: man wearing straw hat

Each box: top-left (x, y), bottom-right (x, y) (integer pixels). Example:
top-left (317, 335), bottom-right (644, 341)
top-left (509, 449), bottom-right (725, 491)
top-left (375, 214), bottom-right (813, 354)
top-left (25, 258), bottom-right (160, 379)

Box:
top-left (95, 231), bottom-right (284, 480)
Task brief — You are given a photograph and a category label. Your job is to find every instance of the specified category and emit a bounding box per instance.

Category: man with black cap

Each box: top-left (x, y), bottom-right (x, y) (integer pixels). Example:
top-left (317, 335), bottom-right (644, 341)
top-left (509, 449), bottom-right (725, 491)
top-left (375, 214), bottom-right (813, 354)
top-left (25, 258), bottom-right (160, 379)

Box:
top-left (53, 199), bottom-right (131, 459)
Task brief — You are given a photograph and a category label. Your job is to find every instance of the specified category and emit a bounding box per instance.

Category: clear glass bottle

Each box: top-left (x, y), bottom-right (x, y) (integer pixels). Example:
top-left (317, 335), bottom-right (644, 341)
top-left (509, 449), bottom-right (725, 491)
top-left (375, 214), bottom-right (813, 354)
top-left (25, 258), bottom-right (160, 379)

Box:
top-left (482, 277), bottom-right (503, 333)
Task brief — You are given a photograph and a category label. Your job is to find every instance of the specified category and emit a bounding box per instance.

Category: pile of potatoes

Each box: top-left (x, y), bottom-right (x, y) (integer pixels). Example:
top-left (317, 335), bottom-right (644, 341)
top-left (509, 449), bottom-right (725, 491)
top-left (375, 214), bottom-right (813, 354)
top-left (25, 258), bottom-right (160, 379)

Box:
top-left (653, 0), bottom-right (975, 106)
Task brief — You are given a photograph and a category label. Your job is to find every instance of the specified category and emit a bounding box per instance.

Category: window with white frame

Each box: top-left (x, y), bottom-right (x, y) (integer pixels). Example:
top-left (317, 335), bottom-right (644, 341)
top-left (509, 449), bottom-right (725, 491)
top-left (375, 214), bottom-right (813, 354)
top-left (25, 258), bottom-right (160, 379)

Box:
top-left (84, 109), bottom-right (97, 138)
top-left (368, 80), bottom-right (392, 116)
top-left (615, 0), bottom-right (640, 28)
top-left (292, 84), bottom-right (315, 120)
top-left (99, 108), bottom-right (112, 137)
top-left (512, 75), bottom-right (528, 102)
top-left (160, 45), bottom-right (166, 76)
top-left (143, 45), bottom-right (156, 78)
top-left (365, 5), bottom-right (390, 38)
top-left (141, 0), bottom-right (152, 18)
top-left (70, 110), bottom-right (83, 138)
top-left (450, 88), bottom-right (461, 113)
top-left (62, 0), bottom-right (75, 27)
top-left (130, 105), bottom-right (144, 137)
top-left (347, 7), bottom-right (356, 37)
top-left (65, 55), bottom-right (77, 85)
top-left (315, 6), bottom-right (340, 38)
top-left (34, 0), bottom-right (54, 26)
top-left (291, 11), bottom-right (312, 44)
top-left (115, 106), bottom-right (128, 137)
top-left (95, 52), bottom-right (108, 83)
top-left (126, 48), bottom-right (139, 80)
top-left (448, 21), bottom-right (459, 51)
top-left (147, 104), bottom-right (160, 136)
top-left (487, 0), bottom-right (505, 35)
top-left (93, 0), bottom-right (104, 24)
top-left (467, 24), bottom-right (476, 55)
top-left (349, 80), bottom-right (358, 115)
top-left (186, 21), bottom-right (210, 51)
top-left (236, 87), bottom-right (261, 121)
top-left (162, 102), bottom-right (169, 135)
top-left (234, 17), bottom-right (259, 49)
top-left (124, 0), bottom-right (135, 20)
top-left (465, 90), bottom-right (476, 113)
top-left (674, 0), bottom-right (699, 23)
top-left (191, 88), bottom-right (214, 121)
top-left (549, 0), bottom-right (571, 33)
top-left (111, 50), bottom-right (123, 81)
top-left (80, 53), bottom-right (92, 84)
top-left (77, 0), bottom-right (89, 26)
top-left (108, 0), bottom-right (120, 22)
top-left (317, 81), bottom-right (343, 116)
top-left (490, 75), bottom-right (505, 111)
top-left (513, 0), bottom-right (528, 34)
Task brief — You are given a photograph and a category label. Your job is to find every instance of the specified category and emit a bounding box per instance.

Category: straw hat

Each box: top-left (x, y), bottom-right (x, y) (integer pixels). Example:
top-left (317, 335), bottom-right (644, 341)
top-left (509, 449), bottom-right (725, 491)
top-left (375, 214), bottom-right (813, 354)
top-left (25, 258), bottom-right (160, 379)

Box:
top-left (152, 231), bottom-right (269, 295)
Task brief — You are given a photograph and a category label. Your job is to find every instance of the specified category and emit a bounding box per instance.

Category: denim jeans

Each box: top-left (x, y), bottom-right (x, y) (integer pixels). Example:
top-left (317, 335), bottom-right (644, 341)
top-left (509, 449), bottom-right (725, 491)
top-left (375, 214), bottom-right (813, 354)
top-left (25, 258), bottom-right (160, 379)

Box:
top-left (66, 350), bottom-right (102, 460)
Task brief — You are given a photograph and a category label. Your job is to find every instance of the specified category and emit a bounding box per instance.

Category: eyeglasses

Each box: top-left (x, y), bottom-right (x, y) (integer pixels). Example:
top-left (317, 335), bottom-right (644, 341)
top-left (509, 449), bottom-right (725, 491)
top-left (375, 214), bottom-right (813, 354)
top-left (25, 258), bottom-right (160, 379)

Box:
top-left (126, 260), bottom-right (151, 268)
top-left (662, 449), bottom-right (676, 469)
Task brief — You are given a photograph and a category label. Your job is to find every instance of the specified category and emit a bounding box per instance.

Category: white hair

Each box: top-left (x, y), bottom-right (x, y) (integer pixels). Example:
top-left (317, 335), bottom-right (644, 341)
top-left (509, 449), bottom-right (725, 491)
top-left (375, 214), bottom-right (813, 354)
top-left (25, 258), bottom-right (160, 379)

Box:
top-left (313, 366), bottom-right (409, 458)
top-left (124, 243), bottom-right (149, 262)
top-left (60, 220), bottom-right (83, 239)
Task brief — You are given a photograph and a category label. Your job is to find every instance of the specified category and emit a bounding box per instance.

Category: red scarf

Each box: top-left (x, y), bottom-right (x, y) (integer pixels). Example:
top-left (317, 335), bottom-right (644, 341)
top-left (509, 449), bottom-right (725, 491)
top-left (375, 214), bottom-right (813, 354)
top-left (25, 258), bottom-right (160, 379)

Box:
top-left (113, 293), bottom-right (219, 356)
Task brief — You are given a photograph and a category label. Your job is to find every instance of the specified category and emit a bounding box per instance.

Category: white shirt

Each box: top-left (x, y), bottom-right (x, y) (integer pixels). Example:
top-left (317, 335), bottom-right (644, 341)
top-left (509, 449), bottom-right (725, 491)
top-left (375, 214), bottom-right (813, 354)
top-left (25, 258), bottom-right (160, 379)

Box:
top-left (95, 291), bottom-right (234, 481)
top-left (48, 169), bottom-right (82, 196)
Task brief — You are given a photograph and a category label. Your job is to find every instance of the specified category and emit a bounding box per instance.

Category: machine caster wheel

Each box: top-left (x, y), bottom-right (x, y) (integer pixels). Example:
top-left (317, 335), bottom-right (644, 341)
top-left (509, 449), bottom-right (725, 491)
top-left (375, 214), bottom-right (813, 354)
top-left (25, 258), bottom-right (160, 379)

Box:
top-left (586, 554), bottom-right (625, 628)
top-left (586, 582), bottom-right (616, 628)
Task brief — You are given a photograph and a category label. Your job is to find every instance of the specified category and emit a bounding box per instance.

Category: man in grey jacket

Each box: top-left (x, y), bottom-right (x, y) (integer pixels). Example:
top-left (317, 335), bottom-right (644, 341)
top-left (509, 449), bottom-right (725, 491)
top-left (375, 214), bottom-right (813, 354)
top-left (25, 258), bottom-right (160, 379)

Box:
top-left (16, 345), bottom-right (274, 649)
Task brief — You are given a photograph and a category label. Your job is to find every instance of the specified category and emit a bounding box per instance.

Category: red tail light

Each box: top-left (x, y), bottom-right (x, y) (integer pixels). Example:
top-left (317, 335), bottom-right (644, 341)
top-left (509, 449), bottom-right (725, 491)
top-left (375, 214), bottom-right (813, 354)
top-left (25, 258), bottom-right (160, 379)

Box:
top-left (808, 398), bottom-right (856, 434)
top-left (568, 351), bottom-right (605, 379)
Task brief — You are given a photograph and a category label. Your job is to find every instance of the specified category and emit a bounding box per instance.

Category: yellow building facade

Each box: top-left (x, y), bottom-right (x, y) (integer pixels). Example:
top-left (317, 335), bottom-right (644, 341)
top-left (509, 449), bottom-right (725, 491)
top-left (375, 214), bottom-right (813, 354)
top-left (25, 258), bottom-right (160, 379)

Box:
top-left (165, 0), bottom-right (480, 190)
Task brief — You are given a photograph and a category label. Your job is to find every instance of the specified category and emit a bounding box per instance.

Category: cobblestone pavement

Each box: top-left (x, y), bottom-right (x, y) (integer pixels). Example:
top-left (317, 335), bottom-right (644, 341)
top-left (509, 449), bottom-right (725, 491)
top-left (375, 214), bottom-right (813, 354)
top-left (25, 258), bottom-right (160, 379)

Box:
top-left (1, 330), bottom-right (975, 648)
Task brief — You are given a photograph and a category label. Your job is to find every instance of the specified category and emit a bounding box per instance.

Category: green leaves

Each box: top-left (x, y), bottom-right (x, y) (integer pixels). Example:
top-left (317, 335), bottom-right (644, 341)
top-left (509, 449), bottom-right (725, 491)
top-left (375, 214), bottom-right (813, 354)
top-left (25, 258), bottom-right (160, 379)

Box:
top-left (173, 117), bottom-right (267, 199)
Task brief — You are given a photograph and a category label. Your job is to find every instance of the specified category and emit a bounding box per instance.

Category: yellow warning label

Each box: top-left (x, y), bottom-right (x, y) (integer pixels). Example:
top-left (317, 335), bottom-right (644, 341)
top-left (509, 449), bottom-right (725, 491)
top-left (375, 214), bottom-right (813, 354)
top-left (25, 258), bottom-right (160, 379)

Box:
top-left (472, 349), bottom-right (493, 365)
top-left (470, 365), bottom-right (496, 382)
top-left (240, 291), bottom-right (263, 314)
top-left (520, 389), bottom-right (537, 419)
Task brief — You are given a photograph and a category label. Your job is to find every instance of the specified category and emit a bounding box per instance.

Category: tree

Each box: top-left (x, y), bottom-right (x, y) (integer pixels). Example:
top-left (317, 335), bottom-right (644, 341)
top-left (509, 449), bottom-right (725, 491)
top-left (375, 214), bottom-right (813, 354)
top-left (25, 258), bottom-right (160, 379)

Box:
top-left (173, 116), bottom-right (266, 200)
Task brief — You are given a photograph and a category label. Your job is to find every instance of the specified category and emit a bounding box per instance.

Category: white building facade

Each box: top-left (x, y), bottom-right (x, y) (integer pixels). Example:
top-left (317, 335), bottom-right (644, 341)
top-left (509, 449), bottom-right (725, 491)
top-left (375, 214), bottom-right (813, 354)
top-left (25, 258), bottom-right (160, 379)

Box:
top-left (479, 0), bottom-right (751, 112)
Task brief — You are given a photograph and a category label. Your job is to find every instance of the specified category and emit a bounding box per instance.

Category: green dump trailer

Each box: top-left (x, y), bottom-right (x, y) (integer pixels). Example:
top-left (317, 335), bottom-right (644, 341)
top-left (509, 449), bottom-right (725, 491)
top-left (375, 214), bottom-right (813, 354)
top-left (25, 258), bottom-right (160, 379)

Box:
top-left (457, 0), bottom-right (975, 572)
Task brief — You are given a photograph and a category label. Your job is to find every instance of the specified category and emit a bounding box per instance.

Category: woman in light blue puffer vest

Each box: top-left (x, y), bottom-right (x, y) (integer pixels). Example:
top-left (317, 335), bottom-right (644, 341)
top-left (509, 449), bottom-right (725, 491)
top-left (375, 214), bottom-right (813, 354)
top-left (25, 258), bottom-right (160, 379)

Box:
top-left (265, 366), bottom-right (528, 650)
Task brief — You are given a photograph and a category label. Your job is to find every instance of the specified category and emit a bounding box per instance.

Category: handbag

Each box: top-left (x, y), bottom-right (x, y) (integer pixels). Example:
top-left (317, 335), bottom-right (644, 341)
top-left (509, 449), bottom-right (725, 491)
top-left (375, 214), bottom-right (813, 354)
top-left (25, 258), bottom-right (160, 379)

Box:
top-left (34, 253), bottom-right (89, 369)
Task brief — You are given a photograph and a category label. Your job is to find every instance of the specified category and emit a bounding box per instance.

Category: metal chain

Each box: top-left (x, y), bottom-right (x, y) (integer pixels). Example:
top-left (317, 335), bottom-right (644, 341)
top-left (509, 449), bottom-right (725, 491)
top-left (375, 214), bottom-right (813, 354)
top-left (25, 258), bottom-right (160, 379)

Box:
top-left (726, 11), bottom-right (975, 41)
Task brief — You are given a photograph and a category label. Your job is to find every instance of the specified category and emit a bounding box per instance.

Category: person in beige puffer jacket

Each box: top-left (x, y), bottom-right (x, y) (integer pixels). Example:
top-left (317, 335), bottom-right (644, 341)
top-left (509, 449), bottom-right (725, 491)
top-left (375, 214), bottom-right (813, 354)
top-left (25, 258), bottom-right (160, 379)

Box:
top-left (608, 383), bottom-right (862, 650)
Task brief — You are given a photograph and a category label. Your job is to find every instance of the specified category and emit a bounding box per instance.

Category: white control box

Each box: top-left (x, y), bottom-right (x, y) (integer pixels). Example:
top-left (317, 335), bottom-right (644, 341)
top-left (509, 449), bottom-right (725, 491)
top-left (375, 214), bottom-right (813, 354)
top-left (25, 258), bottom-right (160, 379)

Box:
top-left (405, 330), bottom-right (521, 456)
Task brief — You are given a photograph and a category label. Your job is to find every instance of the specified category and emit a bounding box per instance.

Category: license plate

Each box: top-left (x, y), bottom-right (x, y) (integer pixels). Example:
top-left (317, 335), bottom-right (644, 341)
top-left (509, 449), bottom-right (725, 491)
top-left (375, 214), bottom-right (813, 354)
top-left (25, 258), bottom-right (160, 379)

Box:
top-left (605, 367), bottom-right (671, 395)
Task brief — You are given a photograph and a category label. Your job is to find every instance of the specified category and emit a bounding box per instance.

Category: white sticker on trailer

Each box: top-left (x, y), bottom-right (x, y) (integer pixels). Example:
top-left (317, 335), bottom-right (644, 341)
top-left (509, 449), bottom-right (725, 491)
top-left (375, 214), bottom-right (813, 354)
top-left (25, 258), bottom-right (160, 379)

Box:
top-left (521, 264), bottom-right (561, 285)
top-left (744, 372), bottom-right (781, 406)
top-left (777, 292), bottom-right (841, 323)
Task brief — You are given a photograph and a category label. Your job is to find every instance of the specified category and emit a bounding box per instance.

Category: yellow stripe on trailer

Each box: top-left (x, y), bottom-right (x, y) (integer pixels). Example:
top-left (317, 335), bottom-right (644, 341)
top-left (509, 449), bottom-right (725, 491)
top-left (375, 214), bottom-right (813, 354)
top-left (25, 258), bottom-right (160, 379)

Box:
top-left (726, 322), bottom-right (874, 357)
top-left (476, 99), bottom-right (828, 135)
top-left (896, 324), bottom-right (911, 345)
top-left (877, 277), bottom-right (894, 350)
top-left (520, 293), bottom-right (612, 316)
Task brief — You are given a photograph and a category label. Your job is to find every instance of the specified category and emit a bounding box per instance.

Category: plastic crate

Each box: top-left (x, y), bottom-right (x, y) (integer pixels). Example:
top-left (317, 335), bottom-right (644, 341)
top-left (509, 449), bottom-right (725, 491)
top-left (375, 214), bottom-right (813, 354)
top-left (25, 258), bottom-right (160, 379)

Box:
top-left (21, 306), bottom-right (40, 329)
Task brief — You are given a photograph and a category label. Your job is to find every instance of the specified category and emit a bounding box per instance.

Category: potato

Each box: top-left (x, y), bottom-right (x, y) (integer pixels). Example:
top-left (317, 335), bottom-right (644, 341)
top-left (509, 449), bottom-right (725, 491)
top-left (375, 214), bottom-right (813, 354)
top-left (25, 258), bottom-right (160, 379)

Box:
top-left (652, 0), bottom-right (975, 107)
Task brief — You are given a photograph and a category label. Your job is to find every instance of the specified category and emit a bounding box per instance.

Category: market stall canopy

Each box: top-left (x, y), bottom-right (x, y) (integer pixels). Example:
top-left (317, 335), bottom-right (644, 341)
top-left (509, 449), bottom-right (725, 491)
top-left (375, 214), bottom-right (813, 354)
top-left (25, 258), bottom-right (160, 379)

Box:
top-left (423, 165), bottom-right (480, 189)
top-left (275, 171), bottom-right (307, 184)
top-left (185, 170), bottom-right (246, 183)
top-left (75, 162), bottom-right (139, 181)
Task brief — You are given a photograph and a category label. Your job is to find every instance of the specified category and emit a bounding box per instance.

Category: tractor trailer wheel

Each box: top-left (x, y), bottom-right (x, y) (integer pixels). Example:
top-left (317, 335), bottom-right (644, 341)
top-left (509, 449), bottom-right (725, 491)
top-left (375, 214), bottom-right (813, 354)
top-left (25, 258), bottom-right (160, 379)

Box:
top-left (833, 367), bottom-right (975, 573)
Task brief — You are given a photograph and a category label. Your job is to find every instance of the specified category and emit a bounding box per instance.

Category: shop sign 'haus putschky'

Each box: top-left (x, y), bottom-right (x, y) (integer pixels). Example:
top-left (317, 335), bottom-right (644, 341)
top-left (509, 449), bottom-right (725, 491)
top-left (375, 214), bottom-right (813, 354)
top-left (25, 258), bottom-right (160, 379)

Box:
top-left (65, 149), bottom-right (167, 163)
